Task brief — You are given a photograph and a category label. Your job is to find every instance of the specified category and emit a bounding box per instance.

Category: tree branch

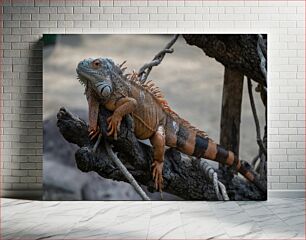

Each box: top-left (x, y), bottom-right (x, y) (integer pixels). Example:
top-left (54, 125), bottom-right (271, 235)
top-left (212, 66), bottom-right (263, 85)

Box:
top-left (104, 140), bottom-right (150, 200)
top-left (56, 107), bottom-right (266, 200)
top-left (183, 34), bottom-right (267, 87)
top-left (257, 34), bottom-right (267, 82)
top-left (247, 78), bottom-right (267, 156)
top-left (138, 34), bottom-right (179, 83)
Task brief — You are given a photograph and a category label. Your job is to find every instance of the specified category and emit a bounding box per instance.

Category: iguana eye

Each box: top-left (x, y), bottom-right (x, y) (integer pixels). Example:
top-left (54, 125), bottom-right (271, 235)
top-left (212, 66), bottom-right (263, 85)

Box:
top-left (92, 60), bottom-right (101, 68)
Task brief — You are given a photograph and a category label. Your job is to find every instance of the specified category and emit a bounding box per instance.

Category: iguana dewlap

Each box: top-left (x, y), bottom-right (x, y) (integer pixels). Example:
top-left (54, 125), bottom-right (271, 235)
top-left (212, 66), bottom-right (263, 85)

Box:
top-left (76, 57), bottom-right (257, 192)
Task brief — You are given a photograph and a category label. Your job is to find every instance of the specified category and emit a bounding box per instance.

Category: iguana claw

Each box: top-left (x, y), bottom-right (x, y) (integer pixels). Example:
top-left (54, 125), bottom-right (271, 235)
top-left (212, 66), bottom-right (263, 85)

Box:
top-left (88, 126), bottom-right (100, 140)
top-left (107, 114), bottom-right (122, 140)
top-left (152, 160), bottom-right (164, 192)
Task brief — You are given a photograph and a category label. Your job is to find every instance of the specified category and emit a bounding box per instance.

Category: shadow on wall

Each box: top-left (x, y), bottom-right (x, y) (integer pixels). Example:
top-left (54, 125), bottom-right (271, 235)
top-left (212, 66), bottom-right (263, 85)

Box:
top-left (9, 39), bottom-right (44, 200)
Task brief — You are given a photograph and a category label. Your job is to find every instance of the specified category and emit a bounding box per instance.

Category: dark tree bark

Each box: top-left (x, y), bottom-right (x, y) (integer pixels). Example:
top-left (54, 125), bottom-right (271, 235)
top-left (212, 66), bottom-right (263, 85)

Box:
top-left (220, 68), bottom-right (244, 157)
top-left (56, 107), bottom-right (266, 200)
top-left (182, 34), bottom-right (267, 198)
top-left (183, 34), bottom-right (267, 87)
top-left (219, 68), bottom-right (244, 197)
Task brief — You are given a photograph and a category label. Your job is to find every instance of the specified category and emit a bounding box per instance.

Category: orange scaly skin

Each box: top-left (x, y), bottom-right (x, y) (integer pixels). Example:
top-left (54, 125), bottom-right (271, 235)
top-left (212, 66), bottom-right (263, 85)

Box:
top-left (77, 58), bottom-right (260, 193)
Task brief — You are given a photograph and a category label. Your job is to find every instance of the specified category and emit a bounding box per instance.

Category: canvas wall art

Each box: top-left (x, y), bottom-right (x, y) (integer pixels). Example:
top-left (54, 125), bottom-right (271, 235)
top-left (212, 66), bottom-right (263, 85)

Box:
top-left (43, 34), bottom-right (267, 200)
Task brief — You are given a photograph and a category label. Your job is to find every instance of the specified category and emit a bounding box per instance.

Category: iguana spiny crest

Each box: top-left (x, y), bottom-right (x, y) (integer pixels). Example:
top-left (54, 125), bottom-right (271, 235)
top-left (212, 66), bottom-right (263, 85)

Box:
top-left (77, 57), bottom-right (208, 138)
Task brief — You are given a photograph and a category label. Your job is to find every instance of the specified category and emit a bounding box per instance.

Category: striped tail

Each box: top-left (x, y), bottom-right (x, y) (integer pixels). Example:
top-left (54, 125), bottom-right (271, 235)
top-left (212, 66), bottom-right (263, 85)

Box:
top-left (191, 135), bottom-right (255, 182)
top-left (170, 122), bottom-right (265, 192)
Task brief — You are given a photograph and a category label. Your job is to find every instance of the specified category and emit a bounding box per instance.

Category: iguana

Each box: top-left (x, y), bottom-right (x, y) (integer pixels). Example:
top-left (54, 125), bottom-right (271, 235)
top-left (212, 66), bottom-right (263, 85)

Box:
top-left (76, 57), bottom-right (263, 192)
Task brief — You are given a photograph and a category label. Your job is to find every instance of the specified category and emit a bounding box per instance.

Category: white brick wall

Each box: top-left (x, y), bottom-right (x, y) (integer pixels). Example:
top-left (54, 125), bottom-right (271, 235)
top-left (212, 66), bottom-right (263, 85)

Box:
top-left (1, 0), bottom-right (305, 197)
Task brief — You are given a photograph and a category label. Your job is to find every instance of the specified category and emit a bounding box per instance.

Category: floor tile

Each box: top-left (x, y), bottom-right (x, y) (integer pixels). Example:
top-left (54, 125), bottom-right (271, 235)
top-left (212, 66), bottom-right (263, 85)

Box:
top-left (1, 198), bottom-right (305, 240)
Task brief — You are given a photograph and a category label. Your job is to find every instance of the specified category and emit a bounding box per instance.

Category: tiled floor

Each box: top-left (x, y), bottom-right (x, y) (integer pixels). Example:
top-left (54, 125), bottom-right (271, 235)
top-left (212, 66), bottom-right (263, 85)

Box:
top-left (1, 198), bottom-right (305, 239)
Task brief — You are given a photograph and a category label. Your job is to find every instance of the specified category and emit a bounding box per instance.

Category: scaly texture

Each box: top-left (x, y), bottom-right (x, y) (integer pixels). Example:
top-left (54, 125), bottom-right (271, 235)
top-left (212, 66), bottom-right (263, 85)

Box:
top-left (76, 57), bottom-right (266, 193)
top-left (127, 72), bottom-right (209, 139)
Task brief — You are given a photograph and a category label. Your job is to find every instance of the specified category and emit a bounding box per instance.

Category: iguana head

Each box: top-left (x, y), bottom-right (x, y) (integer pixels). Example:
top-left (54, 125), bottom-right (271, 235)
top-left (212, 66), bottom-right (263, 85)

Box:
top-left (76, 57), bottom-right (122, 99)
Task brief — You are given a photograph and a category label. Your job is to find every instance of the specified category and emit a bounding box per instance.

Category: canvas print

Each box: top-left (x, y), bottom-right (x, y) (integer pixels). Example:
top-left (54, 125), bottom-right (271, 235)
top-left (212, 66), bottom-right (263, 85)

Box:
top-left (43, 34), bottom-right (267, 200)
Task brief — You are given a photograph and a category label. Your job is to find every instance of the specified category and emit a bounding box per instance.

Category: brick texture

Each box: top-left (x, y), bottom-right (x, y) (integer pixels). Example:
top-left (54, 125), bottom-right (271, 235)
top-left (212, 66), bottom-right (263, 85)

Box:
top-left (0, 0), bottom-right (305, 196)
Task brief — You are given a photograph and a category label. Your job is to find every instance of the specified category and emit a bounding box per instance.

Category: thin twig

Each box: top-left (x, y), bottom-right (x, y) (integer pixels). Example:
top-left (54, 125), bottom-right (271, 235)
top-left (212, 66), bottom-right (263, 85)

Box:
top-left (247, 78), bottom-right (267, 156)
top-left (91, 133), bottom-right (150, 200)
top-left (92, 133), bottom-right (102, 153)
top-left (104, 140), bottom-right (151, 201)
top-left (258, 34), bottom-right (267, 57)
top-left (251, 153), bottom-right (260, 168)
top-left (138, 34), bottom-right (179, 83)
top-left (257, 34), bottom-right (267, 84)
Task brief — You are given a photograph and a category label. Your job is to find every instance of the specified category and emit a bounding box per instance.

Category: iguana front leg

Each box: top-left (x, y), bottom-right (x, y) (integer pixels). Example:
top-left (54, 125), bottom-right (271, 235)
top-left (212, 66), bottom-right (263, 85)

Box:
top-left (106, 97), bottom-right (137, 140)
top-left (150, 125), bottom-right (165, 191)
top-left (86, 88), bottom-right (100, 140)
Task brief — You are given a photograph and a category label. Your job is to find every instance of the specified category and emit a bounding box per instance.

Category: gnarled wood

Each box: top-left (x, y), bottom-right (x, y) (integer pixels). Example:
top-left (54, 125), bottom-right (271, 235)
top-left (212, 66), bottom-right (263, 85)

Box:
top-left (183, 34), bottom-right (267, 87)
top-left (56, 107), bottom-right (266, 200)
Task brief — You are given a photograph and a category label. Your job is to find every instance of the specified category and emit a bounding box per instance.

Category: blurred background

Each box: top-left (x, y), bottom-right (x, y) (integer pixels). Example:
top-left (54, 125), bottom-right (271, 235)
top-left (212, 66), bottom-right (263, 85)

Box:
top-left (43, 34), bottom-right (265, 200)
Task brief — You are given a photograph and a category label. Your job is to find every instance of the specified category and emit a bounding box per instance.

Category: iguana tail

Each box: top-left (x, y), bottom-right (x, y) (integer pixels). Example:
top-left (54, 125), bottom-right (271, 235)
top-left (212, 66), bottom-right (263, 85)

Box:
top-left (165, 117), bottom-right (265, 192)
